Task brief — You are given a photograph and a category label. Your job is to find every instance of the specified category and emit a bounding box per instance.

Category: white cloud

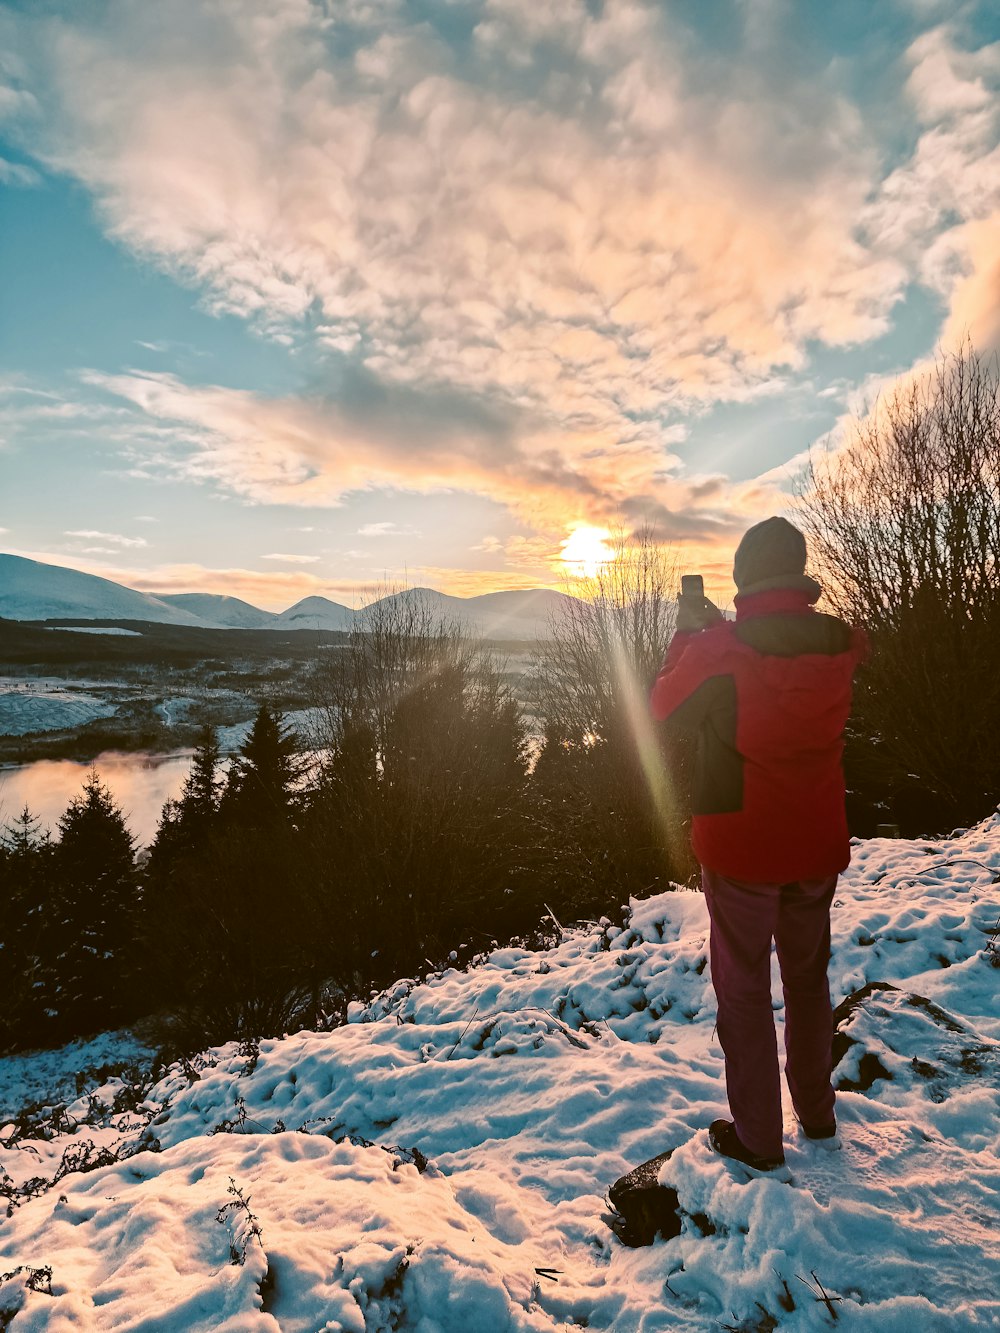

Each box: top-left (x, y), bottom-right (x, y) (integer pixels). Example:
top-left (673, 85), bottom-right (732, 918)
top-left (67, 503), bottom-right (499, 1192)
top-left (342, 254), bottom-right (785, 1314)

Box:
top-left (261, 552), bottom-right (320, 563)
top-left (472, 535), bottom-right (504, 554)
top-left (937, 213), bottom-right (1000, 351)
top-left (862, 25), bottom-right (1000, 336)
top-left (65, 529), bottom-right (148, 548)
top-left (0, 155), bottom-right (40, 187)
top-left (357, 521), bottom-right (418, 537)
top-left (6, 2), bottom-right (912, 424)
top-left (4, 1), bottom-right (997, 556)
top-left (80, 367), bottom-right (743, 543)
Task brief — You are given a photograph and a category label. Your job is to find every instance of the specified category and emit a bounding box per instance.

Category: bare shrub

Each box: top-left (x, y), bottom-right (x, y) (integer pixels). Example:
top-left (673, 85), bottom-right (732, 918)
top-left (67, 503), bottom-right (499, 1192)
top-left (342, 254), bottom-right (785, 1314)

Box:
top-left (530, 528), bottom-right (694, 905)
top-left (796, 345), bottom-right (1000, 827)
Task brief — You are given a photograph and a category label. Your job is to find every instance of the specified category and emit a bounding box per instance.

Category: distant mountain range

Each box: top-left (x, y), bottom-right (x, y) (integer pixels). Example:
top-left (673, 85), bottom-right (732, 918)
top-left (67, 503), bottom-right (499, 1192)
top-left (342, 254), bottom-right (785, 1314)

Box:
top-left (0, 554), bottom-right (577, 641)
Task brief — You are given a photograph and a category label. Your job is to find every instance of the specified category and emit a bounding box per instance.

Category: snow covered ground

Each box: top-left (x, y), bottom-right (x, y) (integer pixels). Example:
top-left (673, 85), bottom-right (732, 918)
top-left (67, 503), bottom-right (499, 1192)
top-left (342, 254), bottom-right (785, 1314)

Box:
top-left (1, 821), bottom-right (998, 1330)
top-left (0, 685), bottom-right (117, 737)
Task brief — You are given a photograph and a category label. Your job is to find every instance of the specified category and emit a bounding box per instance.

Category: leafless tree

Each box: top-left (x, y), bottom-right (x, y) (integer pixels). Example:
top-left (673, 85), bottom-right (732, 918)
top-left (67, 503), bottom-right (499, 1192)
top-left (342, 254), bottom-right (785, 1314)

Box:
top-left (796, 344), bottom-right (1000, 822)
top-left (531, 527), bottom-right (695, 893)
top-left (307, 589), bottom-right (538, 982)
top-left (534, 526), bottom-right (679, 743)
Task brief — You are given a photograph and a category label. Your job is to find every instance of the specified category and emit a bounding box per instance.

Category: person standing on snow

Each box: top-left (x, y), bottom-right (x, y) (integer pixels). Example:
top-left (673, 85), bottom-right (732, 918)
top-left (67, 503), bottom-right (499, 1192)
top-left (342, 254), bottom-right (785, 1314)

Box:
top-left (649, 516), bottom-right (866, 1171)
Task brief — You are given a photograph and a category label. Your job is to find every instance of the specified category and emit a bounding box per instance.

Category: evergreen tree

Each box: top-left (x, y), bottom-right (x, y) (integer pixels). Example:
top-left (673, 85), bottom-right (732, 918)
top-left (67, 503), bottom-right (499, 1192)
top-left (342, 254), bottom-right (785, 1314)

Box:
top-left (179, 722), bottom-right (224, 824)
top-left (311, 609), bottom-right (540, 987)
top-left (51, 771), bottom-right (138, 1038)
top-left (150, 724), bottom-right (223, 868)
top-left (0, 807), bottom-right (54, 1052)
top-left (141, 708), bottom-right (314, 1048)
top-left (221, 705), bottom-right (304, 827)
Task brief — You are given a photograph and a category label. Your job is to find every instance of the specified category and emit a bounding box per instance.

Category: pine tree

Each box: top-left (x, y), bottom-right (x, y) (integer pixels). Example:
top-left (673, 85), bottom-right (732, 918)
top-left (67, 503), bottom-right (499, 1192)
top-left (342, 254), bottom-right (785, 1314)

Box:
top-left (222, 705), bottom-right (304, 827)
top-left (51, 771), bottom-right (138, 1037)
top-left (180, 723), bottom-right (224, 823)
top-left (0, 806), bottom-right (55, 1052)
top-left (150, 724), bottom-right (223, 867)
top-left (142, 708), bottom-right (314, 1047)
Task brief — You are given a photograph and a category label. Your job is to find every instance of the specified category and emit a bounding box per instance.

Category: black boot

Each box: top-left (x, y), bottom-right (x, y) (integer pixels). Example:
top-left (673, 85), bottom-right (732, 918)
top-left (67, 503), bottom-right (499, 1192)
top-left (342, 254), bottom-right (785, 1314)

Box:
top-left (709, 1119), bottom-right (785, 1171)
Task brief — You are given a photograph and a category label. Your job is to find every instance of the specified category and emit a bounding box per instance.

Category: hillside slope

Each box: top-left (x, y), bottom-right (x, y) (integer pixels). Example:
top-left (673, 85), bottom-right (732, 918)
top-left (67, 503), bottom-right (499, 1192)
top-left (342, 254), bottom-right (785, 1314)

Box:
top-left (274, 595), bottom-right (355, 631)
top-left (159, 593), bottom-right (276, 629)
top-left (0, 555), bottom-right (208, 627)
top-left (1, 822), bottom-right (998, 1329)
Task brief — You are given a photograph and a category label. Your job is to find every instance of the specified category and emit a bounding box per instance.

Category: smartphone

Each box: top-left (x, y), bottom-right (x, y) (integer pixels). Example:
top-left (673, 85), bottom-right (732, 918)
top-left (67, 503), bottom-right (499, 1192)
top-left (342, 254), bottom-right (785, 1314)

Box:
top-left (680, 574), bottom-right (704, 598)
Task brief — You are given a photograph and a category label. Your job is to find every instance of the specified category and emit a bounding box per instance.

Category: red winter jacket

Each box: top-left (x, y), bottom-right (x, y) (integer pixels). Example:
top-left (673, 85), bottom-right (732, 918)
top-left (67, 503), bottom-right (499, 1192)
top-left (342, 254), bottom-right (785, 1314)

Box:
top-left (650, 586), bottom-right (866, 883)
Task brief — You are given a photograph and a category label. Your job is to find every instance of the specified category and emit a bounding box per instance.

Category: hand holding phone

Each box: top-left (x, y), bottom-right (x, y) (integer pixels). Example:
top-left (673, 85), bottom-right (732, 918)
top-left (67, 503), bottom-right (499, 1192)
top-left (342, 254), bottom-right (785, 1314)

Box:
top-left (676, 573), bottom-right (721, 632)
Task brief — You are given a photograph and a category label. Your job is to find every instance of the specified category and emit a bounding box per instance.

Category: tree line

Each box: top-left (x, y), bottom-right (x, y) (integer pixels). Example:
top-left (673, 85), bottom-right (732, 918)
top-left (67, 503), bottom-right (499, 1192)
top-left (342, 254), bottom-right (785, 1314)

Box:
top-left (0, 562), bottom-right (689, 1056)
top-left (2, 344), bottom-right (998, 1058)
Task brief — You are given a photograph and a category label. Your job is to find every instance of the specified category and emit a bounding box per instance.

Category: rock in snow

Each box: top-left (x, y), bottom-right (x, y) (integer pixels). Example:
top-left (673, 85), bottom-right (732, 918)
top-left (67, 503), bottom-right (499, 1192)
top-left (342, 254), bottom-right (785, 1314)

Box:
top-left (0, 818), bottom-right (998, 1329)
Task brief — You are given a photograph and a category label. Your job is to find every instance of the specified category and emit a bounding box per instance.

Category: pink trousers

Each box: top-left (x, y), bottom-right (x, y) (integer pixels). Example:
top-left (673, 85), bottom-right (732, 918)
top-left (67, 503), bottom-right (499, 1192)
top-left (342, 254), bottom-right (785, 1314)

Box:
top-left (702, 867), bottom-right (838, 1159)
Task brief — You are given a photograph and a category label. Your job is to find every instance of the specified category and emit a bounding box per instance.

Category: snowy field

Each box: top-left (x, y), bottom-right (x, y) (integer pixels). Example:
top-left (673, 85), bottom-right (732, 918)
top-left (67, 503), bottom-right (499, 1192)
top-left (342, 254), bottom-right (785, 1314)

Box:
top-left (0, 685), bottom-right (117, 737)
top-left (0, 820), bottom-right (998, 1330)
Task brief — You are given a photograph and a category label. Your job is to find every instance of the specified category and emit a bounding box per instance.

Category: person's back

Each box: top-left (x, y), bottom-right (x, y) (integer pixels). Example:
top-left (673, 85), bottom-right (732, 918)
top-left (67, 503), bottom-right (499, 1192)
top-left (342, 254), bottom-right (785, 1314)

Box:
top-left (652, 583), bottom-right (865, 883)
top-left (649, 516), bottom-right (865, 1171)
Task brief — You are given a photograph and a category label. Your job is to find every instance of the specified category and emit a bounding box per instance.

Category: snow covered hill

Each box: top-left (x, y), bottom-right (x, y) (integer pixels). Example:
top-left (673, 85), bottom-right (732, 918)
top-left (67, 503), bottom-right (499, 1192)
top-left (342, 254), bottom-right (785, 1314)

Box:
top-left (273, 595), bottom-right (355, 631)
top-left (0, 555), bottom-right (575, 639)
top-left (366, 586), bottom-right (577, 640)
top-left (0, 555), bottom-right (208, 627)
top-left (158, 593), bottom-right (276, 629)
top-left (2, 822), bottom-right (998, 1329)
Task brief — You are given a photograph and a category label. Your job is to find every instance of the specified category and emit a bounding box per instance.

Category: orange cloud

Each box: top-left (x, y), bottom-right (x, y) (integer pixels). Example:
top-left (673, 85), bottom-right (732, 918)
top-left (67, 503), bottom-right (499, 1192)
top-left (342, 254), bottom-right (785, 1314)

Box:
top-left (939, 213), bottom-right (1000, 353)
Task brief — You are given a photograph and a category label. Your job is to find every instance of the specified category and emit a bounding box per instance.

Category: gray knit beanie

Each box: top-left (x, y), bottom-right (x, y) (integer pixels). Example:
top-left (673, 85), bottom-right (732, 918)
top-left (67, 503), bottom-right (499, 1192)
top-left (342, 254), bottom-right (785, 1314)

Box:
top-left (733, 517), bottom-right (818, 597)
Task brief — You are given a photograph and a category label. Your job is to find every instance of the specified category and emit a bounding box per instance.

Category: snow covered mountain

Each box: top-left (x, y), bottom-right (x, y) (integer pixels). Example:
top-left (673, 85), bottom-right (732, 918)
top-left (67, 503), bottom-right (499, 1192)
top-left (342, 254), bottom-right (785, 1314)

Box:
top-left (0, 554), bottom-right (208, 627)
top-left (1, 818), bottom-right (998, 1328)
top-left (359, 586), bottom-right (577, 639)
top-left (158, 593), bottom-right (276, 629)
top-left (273, 595), bottom-right (355, 631)
top-left (0, 553), bottom-right (578, 639)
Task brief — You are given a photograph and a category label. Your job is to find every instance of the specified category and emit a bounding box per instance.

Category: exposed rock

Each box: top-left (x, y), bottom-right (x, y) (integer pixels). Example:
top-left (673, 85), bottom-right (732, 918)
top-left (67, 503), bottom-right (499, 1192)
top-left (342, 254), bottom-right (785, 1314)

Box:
top-left (831, 982), bottom-right (998, 1099)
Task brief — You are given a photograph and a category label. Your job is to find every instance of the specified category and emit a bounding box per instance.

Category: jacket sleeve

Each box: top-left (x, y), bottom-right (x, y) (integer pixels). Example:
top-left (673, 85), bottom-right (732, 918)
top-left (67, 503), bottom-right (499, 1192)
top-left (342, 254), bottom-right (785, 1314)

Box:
top-left (649, 629), bottom-right (721, 724)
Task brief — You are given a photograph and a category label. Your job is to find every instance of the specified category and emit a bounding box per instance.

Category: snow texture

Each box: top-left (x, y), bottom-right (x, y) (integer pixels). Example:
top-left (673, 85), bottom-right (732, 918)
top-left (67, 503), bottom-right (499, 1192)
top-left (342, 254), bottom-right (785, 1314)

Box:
top-left (0, 686), bottom-right (117, 737)
top-left (0, 819), bottom-right (998, 1330)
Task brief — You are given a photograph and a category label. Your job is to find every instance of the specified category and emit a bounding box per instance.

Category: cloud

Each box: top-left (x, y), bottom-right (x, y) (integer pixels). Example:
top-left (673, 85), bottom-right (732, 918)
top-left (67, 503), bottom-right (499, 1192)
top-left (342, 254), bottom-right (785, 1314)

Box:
top-left (0, 155), bottom-right (41, 186)
top-left (80, 366), bottom-right (756, 546)
top-left (4, 1), bottom-right (997, 565)
top-left (65, 528), bottom-right (148, 548)
top-left (472, 535), bottom-right (504, 555)
top-left (616, 497), bottom-right (747, 545)
top-left (261, 552), bottom-right (320, 564)
top-left (356, 521), bottom-right (418, 537)
top-left (3, 4), bottom-right (917, 429)
top-left (862, 24), bottom-right (1000, 337)
top-left (937, 212), bottom-right (1000, 352)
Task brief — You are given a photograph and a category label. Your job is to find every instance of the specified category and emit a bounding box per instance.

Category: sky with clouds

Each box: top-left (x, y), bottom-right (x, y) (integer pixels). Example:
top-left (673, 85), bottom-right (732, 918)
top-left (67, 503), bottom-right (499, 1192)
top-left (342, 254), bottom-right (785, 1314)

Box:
top-left (1, 0), bottom-right (998, 608)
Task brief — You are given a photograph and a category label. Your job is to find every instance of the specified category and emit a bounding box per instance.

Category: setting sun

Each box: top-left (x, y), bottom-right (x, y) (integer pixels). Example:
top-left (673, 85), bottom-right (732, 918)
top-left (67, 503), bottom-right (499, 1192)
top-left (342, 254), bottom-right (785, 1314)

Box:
top-left (559, 525), bottom-right (615, 579)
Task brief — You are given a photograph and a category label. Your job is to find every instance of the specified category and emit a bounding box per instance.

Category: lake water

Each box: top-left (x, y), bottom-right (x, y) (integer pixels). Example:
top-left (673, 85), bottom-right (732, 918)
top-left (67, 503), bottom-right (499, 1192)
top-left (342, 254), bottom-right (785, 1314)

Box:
top-left (0, 750), bottom-right (195, 848)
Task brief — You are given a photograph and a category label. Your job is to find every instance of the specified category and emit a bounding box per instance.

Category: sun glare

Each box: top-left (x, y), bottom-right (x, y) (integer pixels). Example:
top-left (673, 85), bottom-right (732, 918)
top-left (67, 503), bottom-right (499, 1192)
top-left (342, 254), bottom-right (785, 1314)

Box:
top-left (560, 525), bottom-right (615, 579)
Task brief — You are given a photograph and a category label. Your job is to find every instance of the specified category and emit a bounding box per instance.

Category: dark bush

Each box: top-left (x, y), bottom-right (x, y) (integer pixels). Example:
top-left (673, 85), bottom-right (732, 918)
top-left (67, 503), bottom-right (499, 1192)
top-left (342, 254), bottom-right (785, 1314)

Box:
top-left (798, 344), bottom-right (1000, 832)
